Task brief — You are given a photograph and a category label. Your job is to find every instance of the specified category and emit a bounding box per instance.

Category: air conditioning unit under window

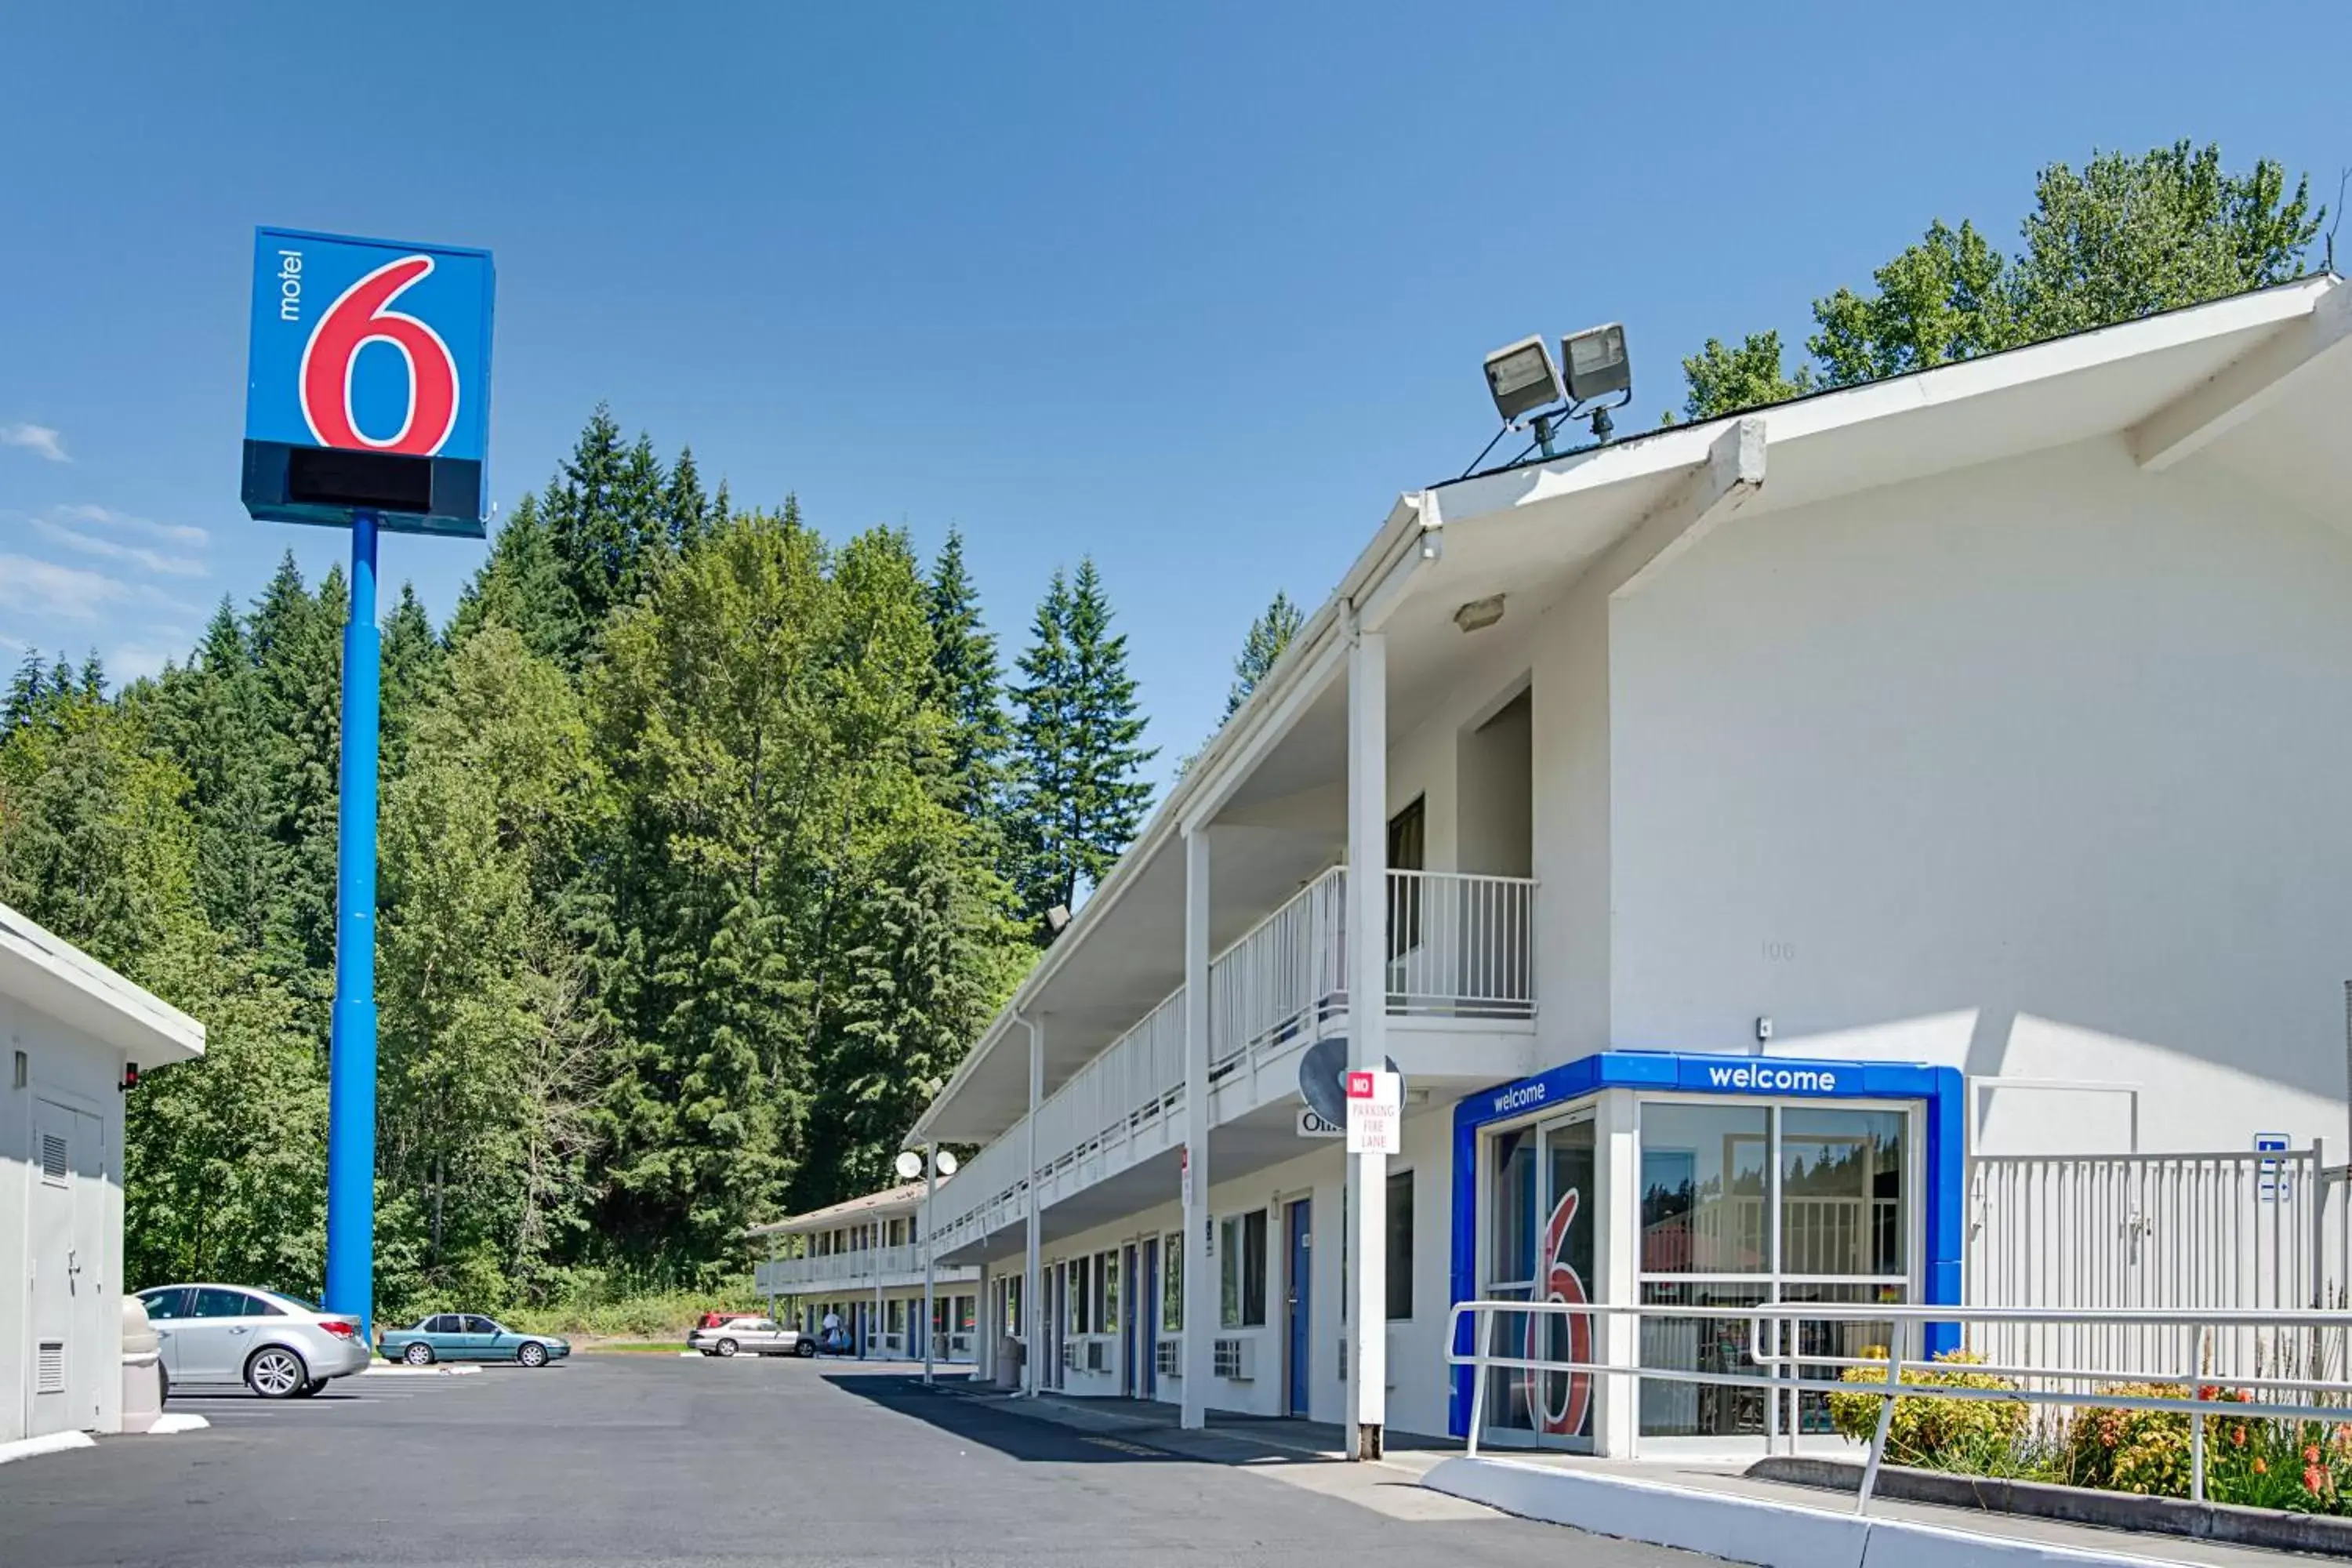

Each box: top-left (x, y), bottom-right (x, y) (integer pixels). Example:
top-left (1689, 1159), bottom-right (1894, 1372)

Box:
top-left (1062, 1340), bottom-right (1080, 1370)
top-left (1214, 1337), bottom-right (1255, 1381)
top-left (1156, 1339), bottom-right (1181, 1378)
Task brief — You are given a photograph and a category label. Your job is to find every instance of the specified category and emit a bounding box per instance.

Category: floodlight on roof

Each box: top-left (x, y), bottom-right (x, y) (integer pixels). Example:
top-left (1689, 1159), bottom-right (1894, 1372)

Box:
top-left (1483, 336), bottom-right (1565, 424)
top-left (1561, 323), bottom-right (1631, 403)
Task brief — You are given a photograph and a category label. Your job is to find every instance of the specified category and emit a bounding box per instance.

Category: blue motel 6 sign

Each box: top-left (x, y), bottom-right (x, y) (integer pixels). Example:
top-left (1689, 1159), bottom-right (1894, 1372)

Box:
top-left (241, 227), bottom-right (495, 538)
top-left (238, 225), bottom-right (495, 1339)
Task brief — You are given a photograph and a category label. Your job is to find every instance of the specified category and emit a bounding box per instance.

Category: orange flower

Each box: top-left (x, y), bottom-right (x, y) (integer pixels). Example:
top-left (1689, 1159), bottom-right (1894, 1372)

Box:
top-left (2254, 1457), bottom-right (2269, 1475)
top-left (2307, 1465), bottom-right (2328, 1494)
top-left (2233, 1425), bottom-right (2248, 1447)
top-left (2307, 1444), bottom-right (2322, 1465)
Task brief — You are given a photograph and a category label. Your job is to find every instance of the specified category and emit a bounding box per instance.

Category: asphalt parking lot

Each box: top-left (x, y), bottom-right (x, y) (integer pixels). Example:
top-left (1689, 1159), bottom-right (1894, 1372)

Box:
top-left (0, 1353), bottom-right (1720, 1567)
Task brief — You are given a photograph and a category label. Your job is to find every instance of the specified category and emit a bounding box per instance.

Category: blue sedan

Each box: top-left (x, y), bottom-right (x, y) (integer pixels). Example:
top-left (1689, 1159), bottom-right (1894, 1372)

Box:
top-left (379, 1313), bottom-right (571, 1367)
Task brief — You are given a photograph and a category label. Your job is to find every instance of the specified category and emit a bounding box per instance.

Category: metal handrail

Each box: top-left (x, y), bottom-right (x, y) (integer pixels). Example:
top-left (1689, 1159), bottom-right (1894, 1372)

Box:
top-left (1446, 1299), bottom-right (2352, 1514)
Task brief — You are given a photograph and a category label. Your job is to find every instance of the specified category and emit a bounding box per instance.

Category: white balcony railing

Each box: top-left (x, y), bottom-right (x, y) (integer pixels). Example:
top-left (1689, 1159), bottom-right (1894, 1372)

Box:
top-left (926, 868), bottom-right (1536, 1251)
top-left (751, 1243), bottom-right (986, 1293)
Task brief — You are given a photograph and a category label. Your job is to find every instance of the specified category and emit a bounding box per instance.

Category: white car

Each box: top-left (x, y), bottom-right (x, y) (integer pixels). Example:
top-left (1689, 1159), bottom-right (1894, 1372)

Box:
top-left (688, 1317), bottom-right (813, 1358)
top-left (136, 1284), bottom-right (375, 1398)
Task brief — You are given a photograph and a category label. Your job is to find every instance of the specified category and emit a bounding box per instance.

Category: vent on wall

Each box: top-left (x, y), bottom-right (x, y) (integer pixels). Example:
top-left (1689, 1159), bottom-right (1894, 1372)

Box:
top-left (41, 1134), bottom-right (68, 1185)
top-left (37, 1341), bottom-right (65, 1394)
top-left (1213, 1338), bottom-right (1255, 1380)
top-left (1155, 1339), bottom-right (1181, 1378)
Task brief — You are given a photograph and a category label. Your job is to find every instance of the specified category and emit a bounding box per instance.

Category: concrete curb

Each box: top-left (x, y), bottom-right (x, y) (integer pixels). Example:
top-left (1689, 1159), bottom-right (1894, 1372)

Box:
top-left (0, 1431), bottom-right (96, 1465)
top-left (1421, 1456), bottom-right (2195, 1568)
top-left (146, 1413), bottom-right (209, 1435)
top-left (1750, 1455), bottom-right (2352, 1559)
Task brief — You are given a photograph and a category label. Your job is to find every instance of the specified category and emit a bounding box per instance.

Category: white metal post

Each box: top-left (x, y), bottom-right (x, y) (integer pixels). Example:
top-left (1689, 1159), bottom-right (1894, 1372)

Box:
top-left (1346, 619), bottom-right (1388, 1460)
top-left (923, 1141), bottom-right (938, 1384)
top-left (1181, 826), bottom-right (1214, 1431)
top-left (1023, 1014), bottom-right (1044, 1397)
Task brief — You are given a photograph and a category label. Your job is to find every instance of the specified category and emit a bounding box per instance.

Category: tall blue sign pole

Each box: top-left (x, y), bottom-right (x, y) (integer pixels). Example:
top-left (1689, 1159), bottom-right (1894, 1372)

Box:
top-left (324, 510), bottom-right (381, 1327)
top-left (242, 227), bottom-right (496, 1338)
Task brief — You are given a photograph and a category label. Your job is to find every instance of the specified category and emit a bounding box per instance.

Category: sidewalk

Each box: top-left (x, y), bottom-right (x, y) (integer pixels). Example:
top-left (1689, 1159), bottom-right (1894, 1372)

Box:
top-left (935, 1384), bottom-right (1458, 1476)
top-left (943, 1388), bottom-right (2328, 1567)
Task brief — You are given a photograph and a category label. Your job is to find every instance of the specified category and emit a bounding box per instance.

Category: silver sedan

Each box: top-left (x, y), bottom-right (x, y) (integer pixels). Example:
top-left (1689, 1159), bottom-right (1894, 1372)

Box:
top-left (688, 1317), bottom-right (814, 1358)
top-left (135, 1285), bottom-right (375, 1399)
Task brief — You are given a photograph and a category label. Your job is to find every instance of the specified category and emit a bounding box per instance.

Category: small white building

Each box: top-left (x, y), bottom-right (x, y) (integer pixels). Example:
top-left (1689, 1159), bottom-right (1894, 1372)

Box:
top-left (1, 904), bottom-right (204, 1443)
top-left (898, 276), bottom-right (2352, 1457)
top-left (750, 1180), bottom-right (981, 1361)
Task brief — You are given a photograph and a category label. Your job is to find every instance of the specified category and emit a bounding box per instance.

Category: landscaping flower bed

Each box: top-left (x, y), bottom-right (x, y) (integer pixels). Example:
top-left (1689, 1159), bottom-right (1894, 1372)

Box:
top-left (1828, 1349), bottom-right (2352, 1515)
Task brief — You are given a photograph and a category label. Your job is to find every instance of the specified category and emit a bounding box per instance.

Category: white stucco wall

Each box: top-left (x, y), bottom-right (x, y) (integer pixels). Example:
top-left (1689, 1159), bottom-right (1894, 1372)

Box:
top-left (1599, 436), bottom-right (2352, 1155)
top-left (0, 990), bottom-right (129, 1442)
top-left (1025, 1098), bottom-right (1461, 1436)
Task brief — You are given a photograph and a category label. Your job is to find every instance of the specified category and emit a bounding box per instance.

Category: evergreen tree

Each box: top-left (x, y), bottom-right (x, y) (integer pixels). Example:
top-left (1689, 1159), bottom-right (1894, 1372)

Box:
top-left (147, 598), bottom-right (283, 953)
top-left (612, 434), bottom-right (670, 606)
top-left (922, 528), bottom-right (1005, 819)
top-left (665, 445), bottom-right (711, 553)
top-left (451, 493), bottom-right (578, 663)
top-left (78, 649), bottom-right (107, 702)
top-left (379, 581), bottom-right (446, 779)
top-left (1224, 590), bottom-right (1303, 719)
top-left (1009, 557), bottom-right (1155, 923)
top-left (4, 647), bottom-right (44, 731)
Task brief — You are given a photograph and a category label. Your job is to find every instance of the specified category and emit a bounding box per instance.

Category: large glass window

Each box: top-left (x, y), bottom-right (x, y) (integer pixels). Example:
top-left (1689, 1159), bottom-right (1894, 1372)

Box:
top-left (1220, 1211), bottom-right (1268, 1327)
top-left (1070, 1257), bottom-right (1093, 1335)
top-left (1386, 1170), bottom-right (1415, 1320)
top-left (1099, 1250), bottom-right (1121, 1334)
top-left (1639, 1104), bottom-right (1769, 1276)
top-left (1635, 1101), bottom-right (1911, 1442)
top-left (1161, 1233), bottom-right (1183, 1334)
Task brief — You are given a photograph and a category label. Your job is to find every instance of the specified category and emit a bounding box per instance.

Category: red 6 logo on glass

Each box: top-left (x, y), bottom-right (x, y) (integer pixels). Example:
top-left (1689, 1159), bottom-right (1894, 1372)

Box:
top-left (1520, 1188), bottom-right (1592, 1436)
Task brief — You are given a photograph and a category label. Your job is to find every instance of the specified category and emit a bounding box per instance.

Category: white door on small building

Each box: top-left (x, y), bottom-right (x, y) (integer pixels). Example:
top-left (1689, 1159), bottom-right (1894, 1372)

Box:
top-left (27, 1097), bottom-right (105, 1437)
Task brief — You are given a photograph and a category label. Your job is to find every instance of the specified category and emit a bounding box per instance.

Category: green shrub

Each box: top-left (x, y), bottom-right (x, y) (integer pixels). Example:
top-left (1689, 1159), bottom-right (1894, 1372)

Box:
top-left (1828, 1348), bottom-right (2030, 1467)
top-left (2062, 1383), bottom-right (2196, 1496)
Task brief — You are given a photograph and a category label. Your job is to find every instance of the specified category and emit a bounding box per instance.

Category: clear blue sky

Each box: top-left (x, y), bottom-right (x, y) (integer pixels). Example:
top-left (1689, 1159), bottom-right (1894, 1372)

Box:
top-left (2, 2), bottom-right (2344, 788)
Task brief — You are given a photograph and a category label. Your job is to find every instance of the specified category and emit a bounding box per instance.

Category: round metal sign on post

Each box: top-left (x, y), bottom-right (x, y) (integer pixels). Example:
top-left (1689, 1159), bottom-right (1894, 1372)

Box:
top-left (1298, 1036), bottom-right (1402, 1127)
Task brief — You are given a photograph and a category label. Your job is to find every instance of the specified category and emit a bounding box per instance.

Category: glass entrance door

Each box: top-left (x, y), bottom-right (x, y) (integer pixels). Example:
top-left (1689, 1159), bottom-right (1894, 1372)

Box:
top-left (1479, 1109), bottom-right (1598, 1449)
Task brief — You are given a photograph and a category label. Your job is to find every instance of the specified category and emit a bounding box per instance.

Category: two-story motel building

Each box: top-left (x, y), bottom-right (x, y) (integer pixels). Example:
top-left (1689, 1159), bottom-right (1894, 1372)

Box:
top-left (750, 1181), bottom-right (981, 1362)
top-left (789, 278), bottom-right (2352, 1456)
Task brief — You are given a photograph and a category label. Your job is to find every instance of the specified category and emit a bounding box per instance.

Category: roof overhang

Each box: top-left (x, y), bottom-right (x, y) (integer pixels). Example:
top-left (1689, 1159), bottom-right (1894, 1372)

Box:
top-left (746, 1178), bottom-right (942, 1237)
top-left (912, 275), bottom-right (2351, 1148)
top-left (0, 903), bottom-right (205, 1065)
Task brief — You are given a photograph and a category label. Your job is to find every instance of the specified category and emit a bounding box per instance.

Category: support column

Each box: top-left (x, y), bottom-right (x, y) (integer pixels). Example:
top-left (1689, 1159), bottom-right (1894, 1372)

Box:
top-left (1346, 619), bottom-right (1388, 1460)
top-left (1592, 1087), bottom-right (1640, 1457)
top-left (1023, 1014), bottom-right (1044, 1396)
top-left (1181, 827), bottom-right (1214, 1432)
top-left (922, 1141), bottom-right (938, 1384)
top-left (324, 510), bottom-right (382, 1339)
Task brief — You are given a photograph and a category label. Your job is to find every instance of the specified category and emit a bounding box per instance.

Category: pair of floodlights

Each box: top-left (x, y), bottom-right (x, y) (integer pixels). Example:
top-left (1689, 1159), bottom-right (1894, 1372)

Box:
top-left (1481, 322), bottom-right (1632, 461)
top-left (896, 1148), bottom-right (958, 1181)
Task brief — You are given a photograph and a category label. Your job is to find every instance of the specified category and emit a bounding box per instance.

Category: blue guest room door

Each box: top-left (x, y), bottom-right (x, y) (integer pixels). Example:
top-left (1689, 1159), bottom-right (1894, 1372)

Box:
top-left (1285, 1199), bottom-right (1312, 1415)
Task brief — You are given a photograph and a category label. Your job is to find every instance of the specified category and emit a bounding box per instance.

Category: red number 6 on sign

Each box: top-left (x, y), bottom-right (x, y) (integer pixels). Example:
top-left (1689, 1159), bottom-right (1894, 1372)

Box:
top-left (299, 256), bottom-right (460, 456)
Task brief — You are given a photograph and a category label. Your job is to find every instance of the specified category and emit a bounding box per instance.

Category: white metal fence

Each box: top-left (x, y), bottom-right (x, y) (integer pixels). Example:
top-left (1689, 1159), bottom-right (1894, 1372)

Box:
top-left (1450, 1298), bottom-right (2352, 1512)
top-left (1966, 1145), bottom-right (2333, 1386)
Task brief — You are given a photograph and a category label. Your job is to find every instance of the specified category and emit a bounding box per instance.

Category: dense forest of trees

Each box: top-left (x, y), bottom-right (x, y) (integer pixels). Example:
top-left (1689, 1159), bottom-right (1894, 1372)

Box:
top-left (0, 413), bottom-right (1163, 1317)
top-left (0, 137), bottom-right (2324, 1324)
